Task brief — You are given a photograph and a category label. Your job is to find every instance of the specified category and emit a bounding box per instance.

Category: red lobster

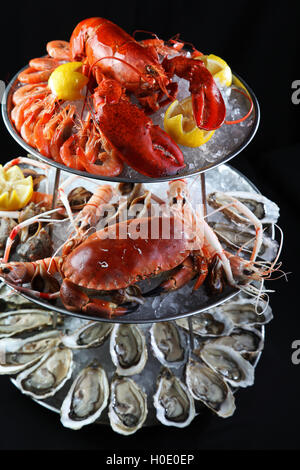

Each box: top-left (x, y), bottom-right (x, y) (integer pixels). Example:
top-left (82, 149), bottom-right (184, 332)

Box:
top-left (69, 17), bottom-right (226, 177)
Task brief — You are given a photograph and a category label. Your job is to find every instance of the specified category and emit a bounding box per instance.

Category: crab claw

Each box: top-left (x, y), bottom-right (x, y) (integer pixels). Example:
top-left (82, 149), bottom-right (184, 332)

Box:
top-left (162, 56), bottom-right (226, 131)
top-left (60, 279), bottom-right (138, 317)
top-left (82, 299), bottom-right (138, 318)
top-left (96, 99), bottom-right (185, 177)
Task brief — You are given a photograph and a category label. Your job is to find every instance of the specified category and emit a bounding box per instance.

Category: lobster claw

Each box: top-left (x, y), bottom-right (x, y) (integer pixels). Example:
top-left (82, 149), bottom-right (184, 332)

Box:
top-left (190, 66), bottom-right (226, 131)
top-left (96, 100), bottom-right (185, 177)
top-left (163, 56), bottom-right (226, 131)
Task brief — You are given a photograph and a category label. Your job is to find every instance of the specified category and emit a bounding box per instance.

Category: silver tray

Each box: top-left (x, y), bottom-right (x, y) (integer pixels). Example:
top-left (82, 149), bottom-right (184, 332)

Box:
top-left (2, 164), bottom-right (263, 324)
top-left (2, 67), bottom-right (259, 183)
top-left (10, 314), bottom-right (265, 428)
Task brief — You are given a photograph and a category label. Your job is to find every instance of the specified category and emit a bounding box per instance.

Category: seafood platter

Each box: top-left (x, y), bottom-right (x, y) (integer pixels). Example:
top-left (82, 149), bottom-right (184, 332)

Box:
top-left (0, 17), bottom-right (282, 434)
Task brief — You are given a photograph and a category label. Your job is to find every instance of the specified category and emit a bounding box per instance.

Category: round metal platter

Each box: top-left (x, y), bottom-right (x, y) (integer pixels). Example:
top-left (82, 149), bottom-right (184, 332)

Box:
top-left (1, 164), bottom-right (265, 324)
top-left (9, 316), bottom-right (265, 428)
top-left (2, 66), bottom-right (259, 183)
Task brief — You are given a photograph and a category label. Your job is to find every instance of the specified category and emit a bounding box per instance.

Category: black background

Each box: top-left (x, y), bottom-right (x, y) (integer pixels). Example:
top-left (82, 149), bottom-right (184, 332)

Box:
top-left (0, 0), bottom-right (299, 451)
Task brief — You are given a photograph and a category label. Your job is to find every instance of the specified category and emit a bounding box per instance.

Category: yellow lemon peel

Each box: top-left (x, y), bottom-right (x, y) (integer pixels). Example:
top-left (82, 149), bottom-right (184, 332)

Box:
top-left (0, 165), bottom-right (33, 211)
top-left (196, 54), bottom-right (232, 87)
top-left (48, 62), bottom-right (89, 101)
top-left (164, 98), bottom-right (215, 147)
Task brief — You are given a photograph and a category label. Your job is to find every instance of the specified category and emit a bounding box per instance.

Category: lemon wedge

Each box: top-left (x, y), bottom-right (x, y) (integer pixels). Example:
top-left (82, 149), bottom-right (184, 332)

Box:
top-left (197, 54), bottom-right (232, 87)
top-left (164, 97), bottom-right (215, 147)
top-left (0, 165), bottom-right (33, 211)
top-left (48, 62), bottom-right (89, 101)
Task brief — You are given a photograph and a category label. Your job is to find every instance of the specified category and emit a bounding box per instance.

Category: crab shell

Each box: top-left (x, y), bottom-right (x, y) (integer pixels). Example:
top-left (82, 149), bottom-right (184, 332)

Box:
top-left (62, 216), bottom-right (190, 290)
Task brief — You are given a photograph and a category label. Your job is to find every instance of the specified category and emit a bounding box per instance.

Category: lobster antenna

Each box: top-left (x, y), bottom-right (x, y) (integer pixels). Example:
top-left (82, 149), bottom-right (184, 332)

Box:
top-left (132, 30), bottom-right (160, 40)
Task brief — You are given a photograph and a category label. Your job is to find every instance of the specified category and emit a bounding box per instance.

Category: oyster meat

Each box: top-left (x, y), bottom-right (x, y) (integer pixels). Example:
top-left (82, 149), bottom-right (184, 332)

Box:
top-left (207, 191), bottom-right (280, 225)
top-left (60, 362), bottom-right (109, 430)
top-left (110, 324), bottom-right (147, 376)
top-left (0, 330), bottom-right (61, 374)
top-left (176, 310), bottom-right (234, 337)
top-left (210, 222), bottom-right (279, 261)
top-left (109, 377), bottom-right (147, 435)
top-left (0, 309), bottom-right (59, 338)
top-left (0, 283), bottom-right (36, 311)
top-left (209, 327), bottom-right (264, 356)
top-left (13, 346), bottom-right (73, 399)
top-left (217, 296), bottom-right (273, 327)
top-left (185, 358), bottom-right (235, 418)
top-left (197, 343), bottom-right (255, 388)
top-left (62, 321), bottom-right (113, 349)
top-left (150, 321), bottom-right (185, 367)
top-left (153, 368), bottom-right (195, 428)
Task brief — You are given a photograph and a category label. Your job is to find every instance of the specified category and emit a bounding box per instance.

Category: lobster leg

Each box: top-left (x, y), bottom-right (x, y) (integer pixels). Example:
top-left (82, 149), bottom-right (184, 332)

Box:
top-left (162, 56), bottom-right (226, 131)
top-left (60, 279), bottom-right (138, 318)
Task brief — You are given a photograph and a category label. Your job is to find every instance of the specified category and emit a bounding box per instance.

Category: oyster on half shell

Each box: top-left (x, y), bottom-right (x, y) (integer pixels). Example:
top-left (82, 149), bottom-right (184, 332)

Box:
top-left (110, 324), bottom-right (147, 376)
top-left (209, 327), bottom-right (264, 357)
top-left (153, 368), bottom-right (195, 428)
top-left (0, 310), bottom-right (60, 338)
top-left (108, 377), bottom-right (148, 435)
top-left (185, 358), bottom-right (236, 418)
top-left (0, 330), bottom-right (61, 375)
top-left (60, 361), bottom-right (109, 430)
top-left (150, 321), bottom-right (186, 367)
top-left (196, 343), bottom-right (255, 388)
top-left (13, 346), bottom-right (73, 399)
top-left (62, 321), bottom-right (113, 349)
top-left (207, 191), bottom-right (280, 225)
top-left (176, 310), bottom-right (234, 338)
top-left (217, 296), bottom-right (273, 327)
top-left (210, 222), bottom-right (279, 261)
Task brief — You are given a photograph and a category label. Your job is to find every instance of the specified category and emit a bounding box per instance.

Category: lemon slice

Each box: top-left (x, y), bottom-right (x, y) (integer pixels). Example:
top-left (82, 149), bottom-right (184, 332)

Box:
top-left (48, 62), bottom-right (89, 101)
top-left (197, 54), bottom-right (232, 87)
top-left (164, 97), bottom-right (215, 147)
top-left (0, 165), bottom-right (33, 211)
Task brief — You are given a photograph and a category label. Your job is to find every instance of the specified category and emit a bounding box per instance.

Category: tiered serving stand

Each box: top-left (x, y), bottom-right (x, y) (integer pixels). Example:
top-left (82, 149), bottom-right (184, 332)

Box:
top-left (1, 67), bottom-right (264, 427)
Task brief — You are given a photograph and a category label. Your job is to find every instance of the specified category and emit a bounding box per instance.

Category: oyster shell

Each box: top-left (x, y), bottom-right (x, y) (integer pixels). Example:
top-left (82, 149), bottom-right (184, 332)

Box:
top-left (176, 310), bottom-right (234, 337)
top-left (0, 330), bottom-right (61, 375)
top-left (62, 321), bottom-right (113, 349)
top-left (116, 183), bottom-right (143, 200)
top-left (0, 283), bottom-right (33, 310)
top-left (210, 222), bottom-right (279, 261)
top-left (209, 327), bottom-right (264, 356)
top-left (13, 346), bottom-right (73, 399)
top-left (217, 296), bottom-right (273, 327)
top-left (0, 218), bottom-right (17, 255)
top-left (153, 368), bottom-right (195, 428)
top-left (60, 362), bottom-right (109, 430)
top-left (110, 324), bottom-right (147, 376)
top-left (0, 309), bottom-right (59, 338)
top-left (128, 190), bottom-right (152, 219)
top-left (207, 191), bottom-right (280, 225)
top-left (108, 377), bottom-right (147, 435)
top-left (150, 321), bottom-right (186, 367)
top-left (185, 358), bottom-right (235, 418)
top-left (197, 343), bottom-right (255, 388)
